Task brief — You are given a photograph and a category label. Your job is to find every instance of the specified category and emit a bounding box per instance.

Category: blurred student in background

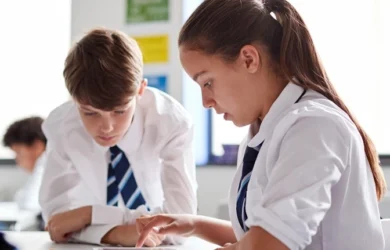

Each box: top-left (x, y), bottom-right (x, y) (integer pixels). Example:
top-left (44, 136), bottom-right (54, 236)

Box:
top-left (2, 116), bottom-right (46, 211)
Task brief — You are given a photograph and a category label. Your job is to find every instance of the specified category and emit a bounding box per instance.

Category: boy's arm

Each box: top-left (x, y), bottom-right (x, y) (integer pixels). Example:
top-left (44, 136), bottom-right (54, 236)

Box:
top-left (158, 122), bottom-right (198, 244)
top-left (76, 121), bottom-right (197, 245)
top-left (39, 145), bottom-right (85, 223)
top-left (40, 144), bottom-right (151, 245)
top-left (39, 145), bottom-right (118, 244)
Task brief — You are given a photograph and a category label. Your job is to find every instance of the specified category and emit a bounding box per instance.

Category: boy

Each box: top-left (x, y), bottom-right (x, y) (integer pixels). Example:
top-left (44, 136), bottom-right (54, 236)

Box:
top-left (2, 116), bottom-right (46, 211)
top-left (39, 28), bottom-right (197, 247)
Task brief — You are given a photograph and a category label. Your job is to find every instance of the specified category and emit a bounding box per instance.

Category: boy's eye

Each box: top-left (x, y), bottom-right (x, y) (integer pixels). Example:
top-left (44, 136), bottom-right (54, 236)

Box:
top-left (114, 110), bottom-right (125, 114)
top-left (84, 112), bottom-right (97, 116)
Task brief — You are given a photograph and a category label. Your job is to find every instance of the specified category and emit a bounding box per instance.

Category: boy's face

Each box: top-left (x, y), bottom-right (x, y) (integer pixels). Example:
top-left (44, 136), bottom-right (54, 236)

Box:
top-left (78, 99), bottom-right (137, 147)
top-left (10, 140), bottom-right (45, 173)
top-left (77, 80), bottom-right (147, 147)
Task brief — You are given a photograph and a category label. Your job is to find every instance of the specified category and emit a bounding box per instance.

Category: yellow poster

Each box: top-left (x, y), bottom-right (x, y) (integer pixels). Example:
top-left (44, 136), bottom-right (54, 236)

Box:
top-left (133, 34), bottom-right (169, 64)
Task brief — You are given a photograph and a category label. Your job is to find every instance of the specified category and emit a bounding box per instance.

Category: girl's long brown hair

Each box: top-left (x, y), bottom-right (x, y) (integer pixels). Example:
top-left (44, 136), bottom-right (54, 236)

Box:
top-left (179, 0), bottom-right (386, 199)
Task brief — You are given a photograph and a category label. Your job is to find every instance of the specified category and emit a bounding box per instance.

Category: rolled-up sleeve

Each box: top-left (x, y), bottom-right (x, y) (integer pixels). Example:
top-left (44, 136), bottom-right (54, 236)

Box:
top-left (245, 117), bottom-right (350, 250)
top-left (71, 197), bottom-right (151, 244)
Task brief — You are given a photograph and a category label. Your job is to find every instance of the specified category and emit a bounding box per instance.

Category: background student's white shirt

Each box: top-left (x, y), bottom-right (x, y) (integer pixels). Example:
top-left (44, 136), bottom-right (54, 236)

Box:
top-left (39, 87), bottom-right (198, 245)
top-left (14, 152), bottom-right (46, 211)
top-left (229, 83), bottom-right (384, 250)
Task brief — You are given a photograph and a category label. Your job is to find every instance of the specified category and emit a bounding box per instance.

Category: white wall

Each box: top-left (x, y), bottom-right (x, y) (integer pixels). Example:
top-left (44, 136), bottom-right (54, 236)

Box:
top-left (196, 167), bottom-right (235, 216)
top-left (0, 0), bottom-right (71, 159)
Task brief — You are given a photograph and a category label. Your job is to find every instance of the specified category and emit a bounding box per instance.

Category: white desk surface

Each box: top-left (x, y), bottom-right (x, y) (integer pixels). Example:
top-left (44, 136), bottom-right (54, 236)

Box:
top-left (0, 202), bottom-right (38, 222)
top-left (0, 202), bottom-right (39, 231)
top-left (4, 231), bottom-right (219, 250)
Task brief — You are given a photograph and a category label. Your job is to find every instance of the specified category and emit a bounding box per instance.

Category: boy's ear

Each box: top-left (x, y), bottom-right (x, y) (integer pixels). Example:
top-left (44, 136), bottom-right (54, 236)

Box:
top-left (138, 78), bottom-right (148, 96)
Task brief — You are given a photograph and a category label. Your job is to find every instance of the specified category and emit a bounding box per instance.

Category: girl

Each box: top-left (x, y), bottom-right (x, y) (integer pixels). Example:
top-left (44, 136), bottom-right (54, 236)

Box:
top-left (136, 0), bottom-right (386, 249)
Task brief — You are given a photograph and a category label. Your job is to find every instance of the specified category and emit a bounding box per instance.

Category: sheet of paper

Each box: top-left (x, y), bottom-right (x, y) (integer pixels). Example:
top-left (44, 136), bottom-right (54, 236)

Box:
top-left (94, 247), bottom-right (177, 250)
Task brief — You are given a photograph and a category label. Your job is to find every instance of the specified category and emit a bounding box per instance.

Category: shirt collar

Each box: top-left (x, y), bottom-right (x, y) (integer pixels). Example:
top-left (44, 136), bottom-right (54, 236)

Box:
top-left (117, 104), bottom-right (144, 154)
top-left (248, 82), bottom-right (305, 148)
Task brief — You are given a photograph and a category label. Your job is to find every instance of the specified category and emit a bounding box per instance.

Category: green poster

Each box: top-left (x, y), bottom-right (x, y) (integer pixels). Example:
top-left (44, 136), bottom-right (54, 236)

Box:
top-left (126, 0), bottom-right (169, 23)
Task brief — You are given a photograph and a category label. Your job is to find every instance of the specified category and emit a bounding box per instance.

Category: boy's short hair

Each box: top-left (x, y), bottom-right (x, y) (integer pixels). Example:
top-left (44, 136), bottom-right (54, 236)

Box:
top-left (64, 28), bottom-right (143, 110)
top-left (2, 116), bottom-right (47, 147)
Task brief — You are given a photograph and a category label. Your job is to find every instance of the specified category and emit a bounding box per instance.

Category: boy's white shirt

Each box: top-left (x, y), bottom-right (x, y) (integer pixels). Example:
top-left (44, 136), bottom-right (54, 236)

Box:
top-left (39, 87), bottom-right (197, 245)
top-left (228, 83), bottom-right (384, 250)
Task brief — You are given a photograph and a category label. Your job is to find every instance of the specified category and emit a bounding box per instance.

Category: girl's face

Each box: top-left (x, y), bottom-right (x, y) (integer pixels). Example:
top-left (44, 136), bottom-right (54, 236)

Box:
top-left (180, 44), bottom-right (285, 127)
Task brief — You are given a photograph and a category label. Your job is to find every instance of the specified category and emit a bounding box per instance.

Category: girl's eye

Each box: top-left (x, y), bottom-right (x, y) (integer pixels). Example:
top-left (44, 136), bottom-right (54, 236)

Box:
top-left (204, 81), bottom-right (212, 88)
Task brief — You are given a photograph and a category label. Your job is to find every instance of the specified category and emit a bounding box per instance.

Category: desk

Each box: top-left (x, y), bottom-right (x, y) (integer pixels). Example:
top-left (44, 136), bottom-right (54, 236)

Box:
top-left (4, 232), bottom-right (219, 250)
top-left (0, 202), bottom-right (39, 231)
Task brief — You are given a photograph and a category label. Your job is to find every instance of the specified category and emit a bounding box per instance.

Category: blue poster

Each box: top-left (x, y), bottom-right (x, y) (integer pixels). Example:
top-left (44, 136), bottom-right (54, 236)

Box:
top-left (145, 75), bottom-right (167, 92)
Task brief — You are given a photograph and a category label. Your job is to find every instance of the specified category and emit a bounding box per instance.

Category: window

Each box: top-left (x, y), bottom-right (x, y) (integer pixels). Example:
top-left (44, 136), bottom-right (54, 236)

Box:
top-left (0, 0), bottom-right (71, 159)
top-left (182, 0), bottom-right (210, 166)
top-left (183, 0), bottom-right (390, 165)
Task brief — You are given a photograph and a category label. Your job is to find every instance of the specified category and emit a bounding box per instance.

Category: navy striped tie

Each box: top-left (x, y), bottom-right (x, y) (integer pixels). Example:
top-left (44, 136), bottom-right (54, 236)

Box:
top-left (106, 145), bottom-right (147, 209)
top-left (236, 89), bottom-right (307, 231)
top-left (236, 142), bottom-right (264, 232)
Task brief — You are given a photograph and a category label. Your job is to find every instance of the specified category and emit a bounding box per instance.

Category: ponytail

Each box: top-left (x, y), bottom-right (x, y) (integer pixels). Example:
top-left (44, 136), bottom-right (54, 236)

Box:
top-left (266, 0), bottom-right (386, 200)
top-left (179, 0), bottom-right (386, 199)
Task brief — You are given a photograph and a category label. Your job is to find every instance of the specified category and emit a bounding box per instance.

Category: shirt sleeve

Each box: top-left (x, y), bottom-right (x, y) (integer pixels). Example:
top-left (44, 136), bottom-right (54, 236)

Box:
top-left (39, 143), bottom-right (86, 223)
top-left (39, 144), bottom-right (130, 245)
top-left (158, 121), bottom-right (198, 244)
top-left (72, 203), bottom-right (155, 244)
top-left (245, 116), bottom-right (351, 250)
